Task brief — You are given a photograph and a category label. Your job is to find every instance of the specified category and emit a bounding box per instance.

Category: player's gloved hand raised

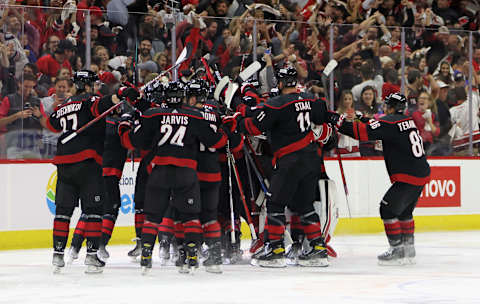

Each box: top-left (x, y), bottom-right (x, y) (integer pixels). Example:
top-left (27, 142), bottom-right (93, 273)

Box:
top-left (326, 112), bottom-right (345, 130)
top-left (118, 113), bottom-right (133, 136)
top-left (117, 86), bottom-right (140, 107)
top-left (222, 112), bottom-right (242, 132)
top-left (313, 123), bottom-right (333, 144)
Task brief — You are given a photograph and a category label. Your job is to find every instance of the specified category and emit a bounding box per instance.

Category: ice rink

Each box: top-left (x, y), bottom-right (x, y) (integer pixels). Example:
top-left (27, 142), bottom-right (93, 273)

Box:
top-left (1, 231), bottom-right (479, 304)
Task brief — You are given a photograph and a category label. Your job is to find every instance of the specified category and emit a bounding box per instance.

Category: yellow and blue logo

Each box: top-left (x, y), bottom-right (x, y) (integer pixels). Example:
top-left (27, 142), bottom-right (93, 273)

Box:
top-left (46, 170), bottom-right (57, 215)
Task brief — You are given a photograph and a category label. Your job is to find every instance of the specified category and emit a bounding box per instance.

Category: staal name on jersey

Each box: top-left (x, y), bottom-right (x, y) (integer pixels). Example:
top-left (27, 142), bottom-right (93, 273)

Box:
top-left (295, 101), bottom-right (311, 111)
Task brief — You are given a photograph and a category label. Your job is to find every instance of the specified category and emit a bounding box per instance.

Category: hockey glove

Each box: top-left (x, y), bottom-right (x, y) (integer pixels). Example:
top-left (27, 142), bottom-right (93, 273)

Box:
top-left (326, 112), bottom-right (345, 130)
top-left (117, 86), bottom-right (140, 107)
top-left (222, 112), bottom-right (242, 132)
top-left (313, 123), bottom-right (333, 145)
top-left (118, 113), bottom-right (134, 136)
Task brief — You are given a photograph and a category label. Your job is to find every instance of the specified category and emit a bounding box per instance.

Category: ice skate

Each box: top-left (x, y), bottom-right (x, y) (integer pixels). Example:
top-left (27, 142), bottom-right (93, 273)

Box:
top-left (66, 246), bottom-right (80, 265)
top-left (185, 242), bottom-right (199, 274)
top-left (404, 244), bottom-right (416, 265)
top-left (97, 245), bottom-right (109, 262)
top-left (203, 242), bottom-right (223, 274)
top-left (223, 232), bottom-right (242, 264)
top-left (158, 238), bottom-right (171, 266)
top-left (127, 238), bottom-right (142, 261)
top-left (140, 244), bottom-right (153, 275)
top-left (286, 242), bottom-right (302, 266)
top-left (298, 239), bottom-right (329, 267)
top-left (378, 245), bottom-right (405, 266)
top-left (255, 241), bottom-right (286, 268)
top-left (84, 252), bottom-right (105, 274)
top-left (175, 246), bottom-right (189, 274)
top-left (52, 252), bottom-right (65, 274)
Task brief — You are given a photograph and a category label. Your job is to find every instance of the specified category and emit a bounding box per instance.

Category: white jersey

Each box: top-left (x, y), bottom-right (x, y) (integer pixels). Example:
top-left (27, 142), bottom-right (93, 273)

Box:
top-left (449, 90), bottom-right (480, 137)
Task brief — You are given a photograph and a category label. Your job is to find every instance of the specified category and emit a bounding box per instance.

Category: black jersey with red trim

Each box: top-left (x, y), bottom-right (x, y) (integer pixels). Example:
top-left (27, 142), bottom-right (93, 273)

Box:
top-left (46, 93), bottom-right (115, 165)
top-left (124, 104), bottom-right (228, 171)
top-left (197, 100), bottom-right (244, 182)
top-left (237, 92), bottom-right (329, 164)
top-left (338, 114), bottom-right (431, 185)
top-left (102, 116), bottom-right (128, 178)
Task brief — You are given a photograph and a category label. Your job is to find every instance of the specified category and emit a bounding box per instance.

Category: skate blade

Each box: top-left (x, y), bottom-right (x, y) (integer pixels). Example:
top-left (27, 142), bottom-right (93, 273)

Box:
top-left (52, 266), bottom-right (64, 274)
top-left (250, 258), bottom-right (259, 266)
top-left (298, 258), bottom-right (329, 267)
top-left (404, 257), bottom-right (416, 265)
top-left (205, 265), bottom-right (223, 274)
top-left (286, 258), bottom-right (299, 266)
top-left (66, 256), bottom-right (77, 265)
top-left (378, 259), bottom-right (405, 266)
top-left (258, 258), bottom-right (287, 268)
top-left (85, 265), bottom-right (104, 274)
top-left (141, 266), bottom-right (151, 276)
top-left (177, 265), bottom-right (189, 274)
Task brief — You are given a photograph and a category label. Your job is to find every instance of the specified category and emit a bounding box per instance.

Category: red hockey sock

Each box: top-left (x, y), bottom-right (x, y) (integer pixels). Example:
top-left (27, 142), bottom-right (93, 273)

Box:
top-left (134, 212), bottom-right (145, 238)
top-left (383, 218), bottom-right (402, 246)
top-left (303, 222), bottom-right (323, 241)
top-left (158, 216), bottom-right (174, 236)
top-left (400, 219), bottom-right (415, 243)
top-left (53, 215), bottom-right (70, 252)
top-left (174, 222), bottom-right (185, 246)
top-left (203, 220), bottom-right (221, 244)
top-left (141, 220), bottom-right (158, 246)
top-left (184, 219), bottom-right (203, 245)
top-left (85, 215), bottom-right (102, 252)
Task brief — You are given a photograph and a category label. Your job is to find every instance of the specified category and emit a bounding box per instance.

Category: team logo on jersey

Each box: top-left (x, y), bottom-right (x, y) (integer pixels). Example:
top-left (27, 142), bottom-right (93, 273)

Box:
top-left (46, 170), bottom-right (57, 215)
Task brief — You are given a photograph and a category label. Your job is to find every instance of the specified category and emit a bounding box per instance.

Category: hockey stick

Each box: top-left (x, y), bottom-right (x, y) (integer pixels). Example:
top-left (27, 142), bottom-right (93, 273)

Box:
top-left (243, 146), bottom-right (271, 203)
top-left (227, 141), bottom-right (236, 244)
top-left (139, 45), bottom-right (191, 92)
top-left (227, 151), bottom-right (257, 240)
top-left (61, 101), bottom-right (125, 144)
top-left (336, 150), bottom-right (352, 218)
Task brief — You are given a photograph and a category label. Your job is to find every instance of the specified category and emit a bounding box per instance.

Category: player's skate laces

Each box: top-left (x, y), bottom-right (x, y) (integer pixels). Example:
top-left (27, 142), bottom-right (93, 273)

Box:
top-left (158, 238), bottom-right (171, 265)
top-left (66, 246), bottom-right (80, 265)
top-left (141, 244), bottom-right (153, 275)
top-left (52, 252), bottom-right (65, 274)
top-left (255, 241), bottom-right (286, 268)
top-left (84, 252), bottom-right (105, 274)
top-left (203, 241), bottom-right (223, 274)
top-left (298, 239), bottom-right (329, 267)
top-left (185, 242), bottom-right (199, 274)
top-left (378, 245), bottom-right (405, 266)
top-left (175, 246), bottom-right (189, 274)
top-left (97, 245), bottom-right (109, 262)
top-left (127, 238), bottom-right (142, 261)
top-left (286, 242), bottom-right (302, 266)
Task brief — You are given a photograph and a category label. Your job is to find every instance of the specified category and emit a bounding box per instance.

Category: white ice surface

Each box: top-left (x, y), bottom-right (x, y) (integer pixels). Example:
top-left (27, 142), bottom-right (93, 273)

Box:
top-left (1, 231), bottom-right (479, 304)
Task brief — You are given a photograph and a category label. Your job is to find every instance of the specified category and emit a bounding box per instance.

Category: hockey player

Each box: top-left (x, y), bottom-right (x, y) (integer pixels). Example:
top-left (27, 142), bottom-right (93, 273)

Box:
top-left (44, 70), bottom-right (122, 274)
top-left (224, 66), bottom-right (332, 268)
top-left (328, 93), bottom-right (431, 265)
top-left (97, 102), bottom-right (129, 261)
top-left (118, 81), bottom-right (229, 274)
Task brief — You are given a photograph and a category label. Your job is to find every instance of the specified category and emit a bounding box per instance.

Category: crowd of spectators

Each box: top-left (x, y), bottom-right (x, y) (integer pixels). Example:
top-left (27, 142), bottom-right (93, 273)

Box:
top-left (0, 0), bottom-right (480, 159)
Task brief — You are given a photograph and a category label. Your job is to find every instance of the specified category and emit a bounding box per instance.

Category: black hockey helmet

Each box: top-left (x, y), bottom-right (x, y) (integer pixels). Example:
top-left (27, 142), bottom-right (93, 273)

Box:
top-left (144, 80), bottom-right (165, 104)
top-left (269, 87), bottom-right (280, 97)
top-left (276, 66), bottom-right (297, 88)
top-left (164, 81), bottom-right (186, 106)
top-left (186, 79), bottom-right (208, 103)
top-left (72, 70), bottom-right (99, 91)
top-left (384, 92), bottom-right (407, 113)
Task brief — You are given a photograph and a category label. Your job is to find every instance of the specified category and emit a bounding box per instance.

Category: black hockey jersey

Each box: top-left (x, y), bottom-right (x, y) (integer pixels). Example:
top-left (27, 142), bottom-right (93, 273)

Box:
top-left (124, 104), bottom-right (228, 171)
top-left (46, 93), bottom-right (116, 165)
top-left (338, 114), bottom-right (431, 185)
top-left (197, 100), bottom-right (243, 182)
top-left (237, 92), bottom-right (329, 165)
top-left (102, 116), bottom-right (128, 178)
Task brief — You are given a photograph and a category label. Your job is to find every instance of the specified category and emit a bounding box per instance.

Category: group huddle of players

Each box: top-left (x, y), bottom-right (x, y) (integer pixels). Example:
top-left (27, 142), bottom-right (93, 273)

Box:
top-left (46, 62), bottom-right (430, 275)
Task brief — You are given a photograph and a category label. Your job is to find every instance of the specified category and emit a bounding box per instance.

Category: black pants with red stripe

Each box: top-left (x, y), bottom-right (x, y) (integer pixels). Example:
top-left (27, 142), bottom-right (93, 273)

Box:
top-left (53, 159), bottom-right (104, 253)
top-left (141, 165), bottom-right (202, 248)
top-left (266, 151), bottom-right (323, 243)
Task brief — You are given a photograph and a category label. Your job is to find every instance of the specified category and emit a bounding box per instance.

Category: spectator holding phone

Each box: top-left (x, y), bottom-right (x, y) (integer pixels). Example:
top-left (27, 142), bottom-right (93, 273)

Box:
top-left (336, 90), bottom-right (360, 157)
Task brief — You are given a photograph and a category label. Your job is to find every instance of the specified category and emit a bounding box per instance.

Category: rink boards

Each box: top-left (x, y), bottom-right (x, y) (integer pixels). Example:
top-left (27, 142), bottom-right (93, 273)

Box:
top-left (1, 157), bottom-right (479, 250)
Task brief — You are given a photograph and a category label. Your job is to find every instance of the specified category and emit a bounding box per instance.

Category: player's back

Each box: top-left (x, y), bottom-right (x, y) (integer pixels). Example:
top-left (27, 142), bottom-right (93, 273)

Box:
top-left (378, 114), bottom-right (430, 183)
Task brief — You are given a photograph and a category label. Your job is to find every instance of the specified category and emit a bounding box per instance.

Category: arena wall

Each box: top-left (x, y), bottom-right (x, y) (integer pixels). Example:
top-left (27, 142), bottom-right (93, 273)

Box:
top-left (1, 158), bottom-right (479, 250)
